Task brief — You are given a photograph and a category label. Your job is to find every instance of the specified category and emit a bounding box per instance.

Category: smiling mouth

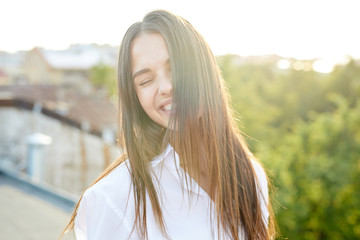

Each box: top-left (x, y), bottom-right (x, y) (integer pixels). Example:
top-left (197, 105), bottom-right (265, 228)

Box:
top-left (162, 103), bottom-right (172, 111)
top-left (161, 103), bottom-right (176, 115)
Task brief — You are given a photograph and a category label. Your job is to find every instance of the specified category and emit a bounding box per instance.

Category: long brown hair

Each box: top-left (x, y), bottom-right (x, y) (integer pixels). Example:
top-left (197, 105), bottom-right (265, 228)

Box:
top-left (62, 10), bottom-right (275, 240)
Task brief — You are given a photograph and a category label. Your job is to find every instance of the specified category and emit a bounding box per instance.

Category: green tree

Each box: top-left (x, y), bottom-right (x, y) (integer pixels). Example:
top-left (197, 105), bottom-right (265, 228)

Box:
top-left (260, 95), bottom-right (360, 239)
top-left (89, 63), bottom-right (117, 97)
top-left (218, 55), bottom-right (360, 239)
top-left (326, 59), bottom-right (360, 108)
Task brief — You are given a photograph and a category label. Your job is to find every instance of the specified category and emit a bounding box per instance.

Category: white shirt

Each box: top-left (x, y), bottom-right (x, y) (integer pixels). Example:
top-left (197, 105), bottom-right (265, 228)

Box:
top-left (75, 144), bottom-right (269, 240)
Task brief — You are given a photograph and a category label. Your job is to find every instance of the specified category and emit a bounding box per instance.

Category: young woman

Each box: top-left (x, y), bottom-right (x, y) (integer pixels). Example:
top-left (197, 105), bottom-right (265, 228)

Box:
top-left (62, 10), bottom-right (275, 240)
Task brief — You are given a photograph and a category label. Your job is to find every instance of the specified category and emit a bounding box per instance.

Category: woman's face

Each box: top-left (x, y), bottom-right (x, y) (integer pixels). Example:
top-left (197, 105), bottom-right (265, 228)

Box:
top-left (131, 33), bottom-right (174, 128)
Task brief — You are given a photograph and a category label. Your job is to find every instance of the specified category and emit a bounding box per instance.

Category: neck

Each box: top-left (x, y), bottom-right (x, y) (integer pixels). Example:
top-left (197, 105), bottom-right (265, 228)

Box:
top-left (177, 141), bottom-right (213, 199)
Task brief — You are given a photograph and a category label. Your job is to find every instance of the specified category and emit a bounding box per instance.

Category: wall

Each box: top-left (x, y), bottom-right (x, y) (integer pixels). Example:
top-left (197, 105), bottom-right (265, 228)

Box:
top-left (0, 107), bottom-right (120, 196)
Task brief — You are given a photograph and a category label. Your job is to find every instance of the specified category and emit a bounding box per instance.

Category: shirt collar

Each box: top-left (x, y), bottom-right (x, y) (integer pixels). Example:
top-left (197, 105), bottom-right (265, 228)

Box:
top-left (151, 144), bottom-right (210, 199)
top-left (150, 143), bottom-right (174, 166)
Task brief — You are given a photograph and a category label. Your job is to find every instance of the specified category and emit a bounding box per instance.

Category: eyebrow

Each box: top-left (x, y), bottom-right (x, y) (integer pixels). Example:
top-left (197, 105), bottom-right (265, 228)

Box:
top-left (132, 59), bottom-right (171, 80)
top-left (132, 68), bottom-right (151, 80)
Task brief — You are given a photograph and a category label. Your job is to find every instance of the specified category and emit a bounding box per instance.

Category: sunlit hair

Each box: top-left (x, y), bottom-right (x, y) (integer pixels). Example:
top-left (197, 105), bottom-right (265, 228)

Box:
top-left (61, 10), bottom-right (275, 240)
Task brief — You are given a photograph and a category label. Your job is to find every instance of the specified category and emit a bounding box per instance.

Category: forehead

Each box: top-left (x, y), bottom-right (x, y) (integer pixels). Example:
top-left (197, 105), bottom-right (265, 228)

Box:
top-left (131, 33), bottom-right (167, 51)
top-left (131, 33), bottom-right (169, 67)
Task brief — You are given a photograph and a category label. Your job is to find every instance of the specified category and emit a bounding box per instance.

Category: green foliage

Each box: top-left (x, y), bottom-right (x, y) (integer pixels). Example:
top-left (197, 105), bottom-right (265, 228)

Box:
top-left (218, 55), bottom-right (360, 239)
top-left (326, 59), bottom-right (360, 107)
top-left (265, 96), bottom-right (360, 239)
top-left (89, 63), bottom-right (117, 97)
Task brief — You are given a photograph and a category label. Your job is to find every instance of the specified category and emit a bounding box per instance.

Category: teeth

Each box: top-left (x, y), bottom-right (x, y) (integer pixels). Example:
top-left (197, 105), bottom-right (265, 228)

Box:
top-left (163, 103), bottom-right (172, 111)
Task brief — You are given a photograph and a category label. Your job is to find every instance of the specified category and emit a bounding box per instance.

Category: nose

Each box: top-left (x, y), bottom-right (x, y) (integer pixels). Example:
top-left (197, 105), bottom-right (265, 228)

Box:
top-left (158, 72), bottom-right (172, 95)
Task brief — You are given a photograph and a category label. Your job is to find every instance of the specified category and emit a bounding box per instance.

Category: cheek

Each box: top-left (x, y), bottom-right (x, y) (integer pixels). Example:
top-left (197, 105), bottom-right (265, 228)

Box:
top-left (136, 88), bottom-right (155, 114)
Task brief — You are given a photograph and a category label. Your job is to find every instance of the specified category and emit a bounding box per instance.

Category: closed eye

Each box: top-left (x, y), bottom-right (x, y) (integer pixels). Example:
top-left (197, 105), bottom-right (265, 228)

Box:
top-left (140, 79), bottom-right (153, 86)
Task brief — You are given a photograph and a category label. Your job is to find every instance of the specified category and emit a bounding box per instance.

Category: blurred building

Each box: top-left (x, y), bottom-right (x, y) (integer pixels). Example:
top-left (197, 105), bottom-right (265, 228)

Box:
top-left (0, 44), bottom-right (118, 93)
top-left (0, 85), bottom-right (120, 195)
top-left (0, 69), bottom-right (9, 85)
top-left (0, 51), bottom-right (26, 84)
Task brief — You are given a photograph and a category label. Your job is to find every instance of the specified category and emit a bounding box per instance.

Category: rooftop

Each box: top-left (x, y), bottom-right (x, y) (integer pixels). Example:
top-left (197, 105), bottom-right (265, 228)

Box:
top-left (0, 167), bottom-right (76, 240)
top-left (0, 85), bottom-right (117, 137)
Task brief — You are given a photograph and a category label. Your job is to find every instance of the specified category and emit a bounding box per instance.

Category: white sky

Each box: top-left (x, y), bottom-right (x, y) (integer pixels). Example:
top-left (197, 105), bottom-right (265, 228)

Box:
top-left (1, 0), bottom-right (360, 63)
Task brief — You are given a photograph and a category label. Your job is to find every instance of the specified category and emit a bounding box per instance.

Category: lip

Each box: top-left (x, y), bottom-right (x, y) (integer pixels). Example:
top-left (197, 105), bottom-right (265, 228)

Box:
top-left (158, 99), bottom-right (173, 112)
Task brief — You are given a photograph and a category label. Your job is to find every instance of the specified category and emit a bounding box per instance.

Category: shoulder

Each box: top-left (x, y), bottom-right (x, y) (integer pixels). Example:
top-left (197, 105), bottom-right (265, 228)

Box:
top-left (250, 159), bottom-right (268, 191)
top-left (82, 159), bottom-right (134, 215)
top-left (75, 160), bottom-right (135, 239)
top-left (87, 160), bottom-right (133, 197)
top-left (250, 159), bottom-right (270, 221)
